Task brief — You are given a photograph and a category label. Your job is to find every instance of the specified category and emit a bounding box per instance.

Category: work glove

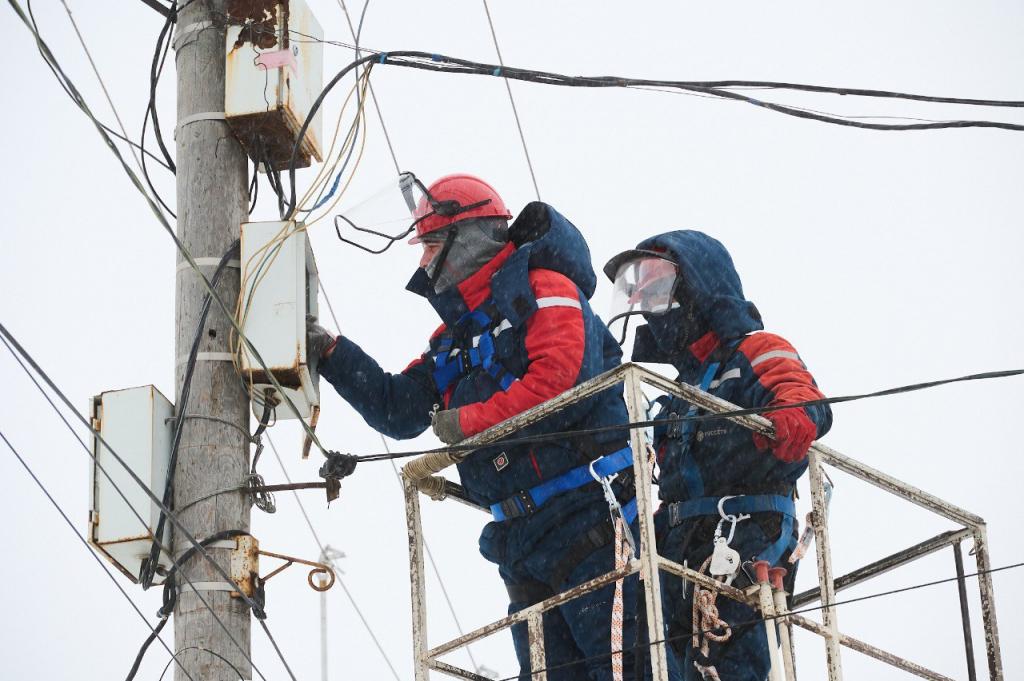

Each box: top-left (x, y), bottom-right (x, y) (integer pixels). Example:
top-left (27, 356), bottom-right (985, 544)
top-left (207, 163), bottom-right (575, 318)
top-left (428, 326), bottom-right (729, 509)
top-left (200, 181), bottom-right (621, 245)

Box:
top-left (431, 408), bottom-right (464, 444)
top-left (752, 407), bottom-right (817, 464)
top-left (306, 315), bottom-right (337, 360)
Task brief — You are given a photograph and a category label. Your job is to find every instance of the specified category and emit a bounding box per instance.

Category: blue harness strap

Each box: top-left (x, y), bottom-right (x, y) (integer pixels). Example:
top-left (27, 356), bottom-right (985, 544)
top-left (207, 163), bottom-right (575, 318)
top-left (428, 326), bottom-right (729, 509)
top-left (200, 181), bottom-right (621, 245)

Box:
top-left (676, 361), bottom-right (720, 498)
top-left (431, 306), bottom-right (517, 394)
top-left (490, 446), bottom-right (633, 521)
top-left (667, 494), bottom-right (798, 565)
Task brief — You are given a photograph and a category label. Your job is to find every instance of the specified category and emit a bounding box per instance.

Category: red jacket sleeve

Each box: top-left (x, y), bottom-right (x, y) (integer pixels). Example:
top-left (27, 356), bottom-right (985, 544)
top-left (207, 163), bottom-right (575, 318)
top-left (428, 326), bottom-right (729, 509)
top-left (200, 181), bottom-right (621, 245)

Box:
top-left (458, 270), bottom-right (586, 436)
top-left (739, 332), bottom-right (832, 436)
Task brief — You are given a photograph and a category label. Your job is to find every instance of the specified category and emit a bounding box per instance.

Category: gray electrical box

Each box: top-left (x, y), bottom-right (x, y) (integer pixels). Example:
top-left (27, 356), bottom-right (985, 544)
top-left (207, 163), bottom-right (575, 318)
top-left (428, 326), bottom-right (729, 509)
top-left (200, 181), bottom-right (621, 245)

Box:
top-left (239, 220), bottom-right (320, 420)
top-left (88, 385), bottom-right (174, 584)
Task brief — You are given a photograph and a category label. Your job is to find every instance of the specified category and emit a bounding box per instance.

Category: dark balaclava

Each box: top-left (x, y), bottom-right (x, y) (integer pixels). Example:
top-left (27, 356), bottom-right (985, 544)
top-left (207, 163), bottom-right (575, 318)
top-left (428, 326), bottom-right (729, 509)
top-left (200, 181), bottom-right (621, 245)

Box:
top-left (642, 279), bottom-right (709, 358)
top-left (425, 217), bottom-right (509, 293)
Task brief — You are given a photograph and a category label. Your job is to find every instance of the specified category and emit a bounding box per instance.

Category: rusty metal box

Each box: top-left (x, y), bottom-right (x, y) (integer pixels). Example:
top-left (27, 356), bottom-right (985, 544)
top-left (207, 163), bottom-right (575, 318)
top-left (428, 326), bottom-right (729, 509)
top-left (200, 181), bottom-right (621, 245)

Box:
top-left (88, 385), bottom-right (174, 584)
top-left (224, 0), bottom-right (323, 170)
top-left (239, 220), bottom-right (320, 420)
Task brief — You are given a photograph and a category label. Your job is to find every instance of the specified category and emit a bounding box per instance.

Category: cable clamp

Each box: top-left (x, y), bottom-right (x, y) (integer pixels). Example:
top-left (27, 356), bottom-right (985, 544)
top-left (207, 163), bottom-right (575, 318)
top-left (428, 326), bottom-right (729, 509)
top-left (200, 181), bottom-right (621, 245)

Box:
top-left (174, 111), bottom-right (227, 141)
top-left (176, 258), bottom-right (241, 273)
top-left (175, 351), bottom-right (234, 366)
top-left (176, 581), bottom-right (237, 594)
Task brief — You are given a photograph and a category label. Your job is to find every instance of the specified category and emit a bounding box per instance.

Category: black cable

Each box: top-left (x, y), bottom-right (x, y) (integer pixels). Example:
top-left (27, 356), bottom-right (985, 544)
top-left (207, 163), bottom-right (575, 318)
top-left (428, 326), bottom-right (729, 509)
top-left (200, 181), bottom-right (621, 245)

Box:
top-left (124, 617), bottom-right (169, 681)
top-left (141, 240), bottom-right (241, 588)
top-left (158, 647), bottom-right (244, 681)
top-left (351, 367), bottom-right (1024, 463)
top-left (377, 52), bottom-right (1024, 132)
top-left (0, 429), bottom-right (196, 681)
top-left (494, 559), bottom-right (1024, 681)
top-left (138, 0), bottom-right (178, 217)
top-left (9, 0), bottom-right (332, 452)
top-left (0, 329), bottom-right (269, 680)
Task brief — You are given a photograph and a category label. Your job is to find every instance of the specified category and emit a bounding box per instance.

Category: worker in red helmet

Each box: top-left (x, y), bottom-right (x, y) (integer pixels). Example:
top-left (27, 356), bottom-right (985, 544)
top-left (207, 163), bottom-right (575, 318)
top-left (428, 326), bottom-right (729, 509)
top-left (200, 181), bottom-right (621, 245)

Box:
top-left (311, 173), bottom-right (681, 680)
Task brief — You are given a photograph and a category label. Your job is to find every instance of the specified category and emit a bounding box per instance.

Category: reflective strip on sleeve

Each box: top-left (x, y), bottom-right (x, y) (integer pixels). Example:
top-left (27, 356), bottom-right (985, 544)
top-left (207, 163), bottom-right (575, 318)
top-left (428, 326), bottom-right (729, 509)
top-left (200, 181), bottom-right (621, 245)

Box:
top-left (709, 367), bottom-right (741, 389)
top-left (535, 296), bottom-right (582, 310)
top-left (492, 319), bottom-right (513, 336)
top-left (749, 350), bottom-right (802, 367)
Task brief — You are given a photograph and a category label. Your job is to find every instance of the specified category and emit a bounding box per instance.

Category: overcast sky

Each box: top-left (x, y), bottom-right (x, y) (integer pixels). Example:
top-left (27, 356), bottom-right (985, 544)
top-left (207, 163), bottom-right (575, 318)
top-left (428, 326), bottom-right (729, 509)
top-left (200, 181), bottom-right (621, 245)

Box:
top-left (1, 1), bottom-right (1022, 680)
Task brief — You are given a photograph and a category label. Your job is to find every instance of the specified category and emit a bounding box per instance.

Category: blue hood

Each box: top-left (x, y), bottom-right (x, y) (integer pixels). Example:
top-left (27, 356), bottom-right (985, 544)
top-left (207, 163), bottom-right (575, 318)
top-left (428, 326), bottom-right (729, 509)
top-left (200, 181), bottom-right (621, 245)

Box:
top-left (624, 230), bottom-right (763, 366)
top-left (407, 202), bottom-right (597, 324)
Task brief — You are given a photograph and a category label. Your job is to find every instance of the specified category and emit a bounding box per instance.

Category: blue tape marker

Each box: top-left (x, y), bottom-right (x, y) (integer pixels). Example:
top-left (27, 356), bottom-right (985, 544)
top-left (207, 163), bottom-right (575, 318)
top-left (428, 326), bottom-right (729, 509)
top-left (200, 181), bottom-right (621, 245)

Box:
top-left (493, 68), bottom-right (502, 76)
top-left (431, 54), bottom-right (442, 61)
top-left (379, 53), bottom-right (388, 64)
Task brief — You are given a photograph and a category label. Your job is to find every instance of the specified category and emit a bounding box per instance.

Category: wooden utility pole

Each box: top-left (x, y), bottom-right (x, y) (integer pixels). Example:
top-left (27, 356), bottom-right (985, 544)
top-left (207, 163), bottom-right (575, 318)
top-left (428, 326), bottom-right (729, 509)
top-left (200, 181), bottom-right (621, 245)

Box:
top-left (173, 1), bottom-right (251, 678)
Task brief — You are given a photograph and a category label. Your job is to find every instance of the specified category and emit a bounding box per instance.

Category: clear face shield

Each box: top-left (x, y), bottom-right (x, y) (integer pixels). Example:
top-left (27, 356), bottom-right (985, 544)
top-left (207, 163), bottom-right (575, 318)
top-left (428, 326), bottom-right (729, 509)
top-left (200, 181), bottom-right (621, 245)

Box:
top-left (333, 172), bottom-right (493, 254)
top-left (607, 256), bottom-right (681, 345)
top-left (333, 172), bottom-right (428, 253)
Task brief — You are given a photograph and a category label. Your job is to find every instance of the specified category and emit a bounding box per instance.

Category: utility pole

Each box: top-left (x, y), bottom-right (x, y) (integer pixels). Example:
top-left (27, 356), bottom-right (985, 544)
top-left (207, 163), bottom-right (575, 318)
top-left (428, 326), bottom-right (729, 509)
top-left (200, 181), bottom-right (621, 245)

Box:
top-left (319, 546), bottom-right (346, 681)
top-left (173, 1), bottom-right (251, 678)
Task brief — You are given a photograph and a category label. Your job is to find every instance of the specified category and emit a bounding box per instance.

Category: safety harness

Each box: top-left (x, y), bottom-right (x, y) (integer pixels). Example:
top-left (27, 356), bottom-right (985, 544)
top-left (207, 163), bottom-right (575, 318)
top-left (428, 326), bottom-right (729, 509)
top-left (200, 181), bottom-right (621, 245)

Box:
top-left (431, 301), bottom-right (517, 394)
top-left (663, 346), bottom-right (798, 568)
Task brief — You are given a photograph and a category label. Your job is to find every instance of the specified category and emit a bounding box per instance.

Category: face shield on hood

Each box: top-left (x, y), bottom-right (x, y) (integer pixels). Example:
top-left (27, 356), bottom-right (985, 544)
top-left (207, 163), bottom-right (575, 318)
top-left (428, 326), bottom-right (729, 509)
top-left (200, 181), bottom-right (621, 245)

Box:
top-left (606, 254), bottom-right (681, 344)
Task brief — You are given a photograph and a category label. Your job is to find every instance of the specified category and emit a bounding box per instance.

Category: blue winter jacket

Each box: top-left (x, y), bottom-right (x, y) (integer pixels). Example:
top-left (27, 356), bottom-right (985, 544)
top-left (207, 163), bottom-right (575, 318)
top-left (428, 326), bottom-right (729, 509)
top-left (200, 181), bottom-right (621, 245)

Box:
top-left (629, 231), bottom-right (833, 502)
top-left (319, 203), bottom-right (628, 510)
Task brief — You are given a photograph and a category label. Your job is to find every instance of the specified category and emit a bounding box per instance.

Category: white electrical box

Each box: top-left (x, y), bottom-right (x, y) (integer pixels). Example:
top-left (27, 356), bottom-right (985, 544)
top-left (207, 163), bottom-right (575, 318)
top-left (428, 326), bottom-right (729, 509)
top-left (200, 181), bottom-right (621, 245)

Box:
top-left (89, 385), bottom-right (174, 584)
top-left (224, 0), bottom-right (323, 170)
top-left (239, 220), bottom-right (320, 420)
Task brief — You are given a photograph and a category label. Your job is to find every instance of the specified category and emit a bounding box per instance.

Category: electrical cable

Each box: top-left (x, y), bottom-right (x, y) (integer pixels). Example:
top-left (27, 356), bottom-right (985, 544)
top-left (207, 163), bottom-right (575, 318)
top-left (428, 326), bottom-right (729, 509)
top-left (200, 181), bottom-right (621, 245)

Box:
top-left (141, 240), bottom-right (241, 588)
top-left (158, 647), bottom-right (243, 681)
top-left (377, 52), bottom-right (1024, 131)
top-left (335, 0), bottom-right (401, 174)
top-left (0, 328), bottom-right (270, 681)
top-left (492, 559), bottom-right (1024, 681)
top-left (480, 0), bottom-right (541, 202)
top-left (350, 366), bottom-right (1024, 463)
top-left (264, 433), bottom-right (404, 681)
top-left (0, 429), bottom-right (196, 681)
top-left (13, 0), bottom-right (331, 454)
top-left (138, 0), bottom-right (180, 217)
top-left (59, 0), bottom-right (144, 175)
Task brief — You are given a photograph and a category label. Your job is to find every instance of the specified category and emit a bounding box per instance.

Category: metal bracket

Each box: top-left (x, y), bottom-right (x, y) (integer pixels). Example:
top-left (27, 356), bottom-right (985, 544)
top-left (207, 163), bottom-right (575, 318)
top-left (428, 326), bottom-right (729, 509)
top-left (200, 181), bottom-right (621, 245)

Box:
top-left (230, 535), bottom-right (260, 598)
top-left (258, 548), bottom-right (336, 592)
top-left (174, 111), bottom-right (226, 140)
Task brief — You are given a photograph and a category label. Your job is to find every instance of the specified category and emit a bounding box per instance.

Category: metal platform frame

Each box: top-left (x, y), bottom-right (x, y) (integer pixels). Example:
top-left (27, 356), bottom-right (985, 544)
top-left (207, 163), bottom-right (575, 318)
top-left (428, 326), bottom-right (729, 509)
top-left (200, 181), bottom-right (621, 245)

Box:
top-left (401, 363), bottom-right (1003, 681)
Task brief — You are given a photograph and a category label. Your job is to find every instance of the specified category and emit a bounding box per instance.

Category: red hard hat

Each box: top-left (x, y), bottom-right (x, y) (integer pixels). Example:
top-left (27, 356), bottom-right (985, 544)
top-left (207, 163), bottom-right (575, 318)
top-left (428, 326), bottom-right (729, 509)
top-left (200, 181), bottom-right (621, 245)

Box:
top-left (409, 174), bottom-right (512, 244)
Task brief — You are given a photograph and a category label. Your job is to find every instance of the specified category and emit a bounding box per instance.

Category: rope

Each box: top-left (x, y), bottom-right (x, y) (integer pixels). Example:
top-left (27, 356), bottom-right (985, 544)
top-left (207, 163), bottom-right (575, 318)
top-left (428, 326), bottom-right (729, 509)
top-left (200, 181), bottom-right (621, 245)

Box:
top-left (691, 556), bottom-right (730, 680)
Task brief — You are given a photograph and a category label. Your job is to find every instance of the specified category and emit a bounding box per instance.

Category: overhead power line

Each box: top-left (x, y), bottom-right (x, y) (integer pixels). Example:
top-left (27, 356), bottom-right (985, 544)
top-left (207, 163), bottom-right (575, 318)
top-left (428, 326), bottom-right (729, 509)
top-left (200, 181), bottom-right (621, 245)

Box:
top-left (481, 0), bottom-right (541, 201)
top-left (0, 428), bottom-right (196, 681)
top-left (0, 328), bottom-right (271, 681)
top-left (351, 366), bottom-right (1024, 463)
top-left (495, 559), bottom-right (1024, 681)
top-left (9, 0), bottom-right (333, 452)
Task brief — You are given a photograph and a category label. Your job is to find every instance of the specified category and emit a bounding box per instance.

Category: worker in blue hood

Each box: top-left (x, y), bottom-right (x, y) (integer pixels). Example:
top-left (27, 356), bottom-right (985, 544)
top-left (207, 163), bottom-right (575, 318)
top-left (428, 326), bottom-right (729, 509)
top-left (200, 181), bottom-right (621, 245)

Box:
top-left (605, 231), bottom-right (833, 681)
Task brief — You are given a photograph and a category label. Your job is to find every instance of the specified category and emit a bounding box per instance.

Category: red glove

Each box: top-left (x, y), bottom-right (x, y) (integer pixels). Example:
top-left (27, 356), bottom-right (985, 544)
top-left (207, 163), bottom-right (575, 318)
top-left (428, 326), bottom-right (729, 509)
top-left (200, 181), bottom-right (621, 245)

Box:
top-left (752, 407), bottom-right (817, 463)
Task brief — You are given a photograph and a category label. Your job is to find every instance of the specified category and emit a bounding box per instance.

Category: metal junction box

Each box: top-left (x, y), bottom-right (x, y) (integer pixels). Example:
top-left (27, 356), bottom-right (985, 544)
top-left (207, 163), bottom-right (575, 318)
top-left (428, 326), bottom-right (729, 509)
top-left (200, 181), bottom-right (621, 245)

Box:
top-left (225, 0), bottom-right (324, 170)
top-left (239, 220), bottom-right (320, 420)
top-left (89, 385), bottom-right (174, 584)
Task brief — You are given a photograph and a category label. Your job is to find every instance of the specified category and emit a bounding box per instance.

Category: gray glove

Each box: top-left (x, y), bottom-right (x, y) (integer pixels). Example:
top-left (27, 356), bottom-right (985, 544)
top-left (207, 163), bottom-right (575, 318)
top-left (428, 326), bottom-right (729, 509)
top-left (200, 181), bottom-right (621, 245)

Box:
top-left (306, 315), bottom-right (337, 360)
top-left (431, 408), bottom-right (464, 444)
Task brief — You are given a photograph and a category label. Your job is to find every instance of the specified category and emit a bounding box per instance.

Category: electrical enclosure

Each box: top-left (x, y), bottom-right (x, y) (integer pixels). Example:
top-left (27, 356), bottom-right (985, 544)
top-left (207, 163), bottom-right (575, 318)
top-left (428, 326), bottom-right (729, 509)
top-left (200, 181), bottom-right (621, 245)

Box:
top-left (224, 0), bottom-right (323, 170)
top-left (239, 220), bottom-right (320, 420)
top-left (88, 385), bottom-right (174, 584)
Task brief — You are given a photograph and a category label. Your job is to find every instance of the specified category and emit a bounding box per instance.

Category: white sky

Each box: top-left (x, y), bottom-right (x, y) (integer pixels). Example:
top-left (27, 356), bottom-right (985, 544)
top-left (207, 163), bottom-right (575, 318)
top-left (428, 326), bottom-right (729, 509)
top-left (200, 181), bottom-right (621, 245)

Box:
top-left (1, 1), bottom-right (1022, 680)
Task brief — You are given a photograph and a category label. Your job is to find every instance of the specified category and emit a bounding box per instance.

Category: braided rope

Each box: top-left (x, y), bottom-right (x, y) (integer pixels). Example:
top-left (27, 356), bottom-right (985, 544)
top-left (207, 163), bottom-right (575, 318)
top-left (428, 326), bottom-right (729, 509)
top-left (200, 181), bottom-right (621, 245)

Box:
top-left (691, 556), bottom-right (732, 679)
